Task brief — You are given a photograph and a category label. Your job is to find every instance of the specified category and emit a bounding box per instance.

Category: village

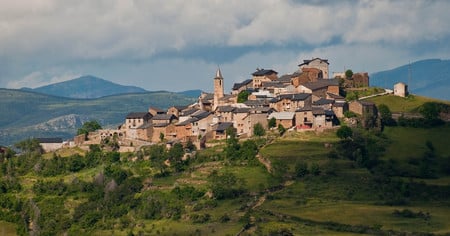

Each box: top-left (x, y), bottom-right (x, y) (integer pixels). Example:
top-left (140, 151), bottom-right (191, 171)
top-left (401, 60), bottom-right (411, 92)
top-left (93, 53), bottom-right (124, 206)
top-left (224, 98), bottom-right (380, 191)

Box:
top-left (39, 57), bottom-right (408, 153)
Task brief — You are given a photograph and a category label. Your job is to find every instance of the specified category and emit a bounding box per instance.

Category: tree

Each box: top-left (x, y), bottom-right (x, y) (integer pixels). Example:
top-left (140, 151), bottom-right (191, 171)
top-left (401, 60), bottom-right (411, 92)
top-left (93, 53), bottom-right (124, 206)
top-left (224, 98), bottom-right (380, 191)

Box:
top-left (277, 124), bottom-right (286, 136)
top-left (77, 120), bottom-right (102, 138)
top-left (345, 69), bottom-right (353, 79)
top-left (253, 123), bottom-right (266, 137)
top-left (159, 132), bottom-right (165, 142)
top-left (168, 143), bottom-right (185, 172)
top-left (237, 90), bottom-right (250, 103)
top-left (419, 102), bottom-right (440, 120)
top-left (378, 104), bottom-right (395, 126)
top-left (295, 161), bottom-right (308, 178)
top-left (268, 117), bottom-right (276, 129)
top-left (15, 138), bottom-right (43, 154)
top-left (225, 127), bottom-right (240, 159)
top-left (336, 126), bottom-right (353, 139)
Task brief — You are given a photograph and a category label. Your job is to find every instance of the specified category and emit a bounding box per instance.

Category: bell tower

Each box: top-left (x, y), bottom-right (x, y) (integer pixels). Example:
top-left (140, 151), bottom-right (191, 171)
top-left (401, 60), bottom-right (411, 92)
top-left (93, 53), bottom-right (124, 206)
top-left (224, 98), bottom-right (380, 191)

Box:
top-left (213, 67), bottom-right (224, 111)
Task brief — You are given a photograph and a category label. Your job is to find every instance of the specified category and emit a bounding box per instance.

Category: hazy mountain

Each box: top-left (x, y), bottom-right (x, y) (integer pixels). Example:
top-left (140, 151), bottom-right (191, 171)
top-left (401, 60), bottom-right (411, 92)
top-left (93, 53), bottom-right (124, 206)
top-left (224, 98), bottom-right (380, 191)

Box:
top-left (25, 75), bottom-right (148, 99)
top-left (0, 88), bottom-right (197, 145)
top-left (177, 89), bottom-right (202, 98)
top-left (371, 59), bottom-right (450, 101)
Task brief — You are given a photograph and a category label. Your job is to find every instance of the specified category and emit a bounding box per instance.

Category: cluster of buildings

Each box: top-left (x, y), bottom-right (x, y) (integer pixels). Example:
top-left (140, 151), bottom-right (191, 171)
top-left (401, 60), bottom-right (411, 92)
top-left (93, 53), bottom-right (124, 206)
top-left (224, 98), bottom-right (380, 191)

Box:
top-left (77, 58), bottom-right (374, 150)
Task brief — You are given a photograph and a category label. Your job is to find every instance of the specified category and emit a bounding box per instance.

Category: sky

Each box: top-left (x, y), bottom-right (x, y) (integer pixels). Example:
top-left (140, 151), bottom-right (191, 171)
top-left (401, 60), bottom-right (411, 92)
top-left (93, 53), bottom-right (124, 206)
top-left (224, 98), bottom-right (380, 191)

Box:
top-left (1, 0), bottom-right (449, 93)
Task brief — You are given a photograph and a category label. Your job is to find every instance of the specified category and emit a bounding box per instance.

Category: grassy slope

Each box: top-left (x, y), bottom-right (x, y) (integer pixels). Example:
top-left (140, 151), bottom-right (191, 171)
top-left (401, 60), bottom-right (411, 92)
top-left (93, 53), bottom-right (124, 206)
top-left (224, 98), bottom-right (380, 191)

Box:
top-left (0, 221), bottom-right (17, 236)
top-left (366, 94), bottom-right (450, 113)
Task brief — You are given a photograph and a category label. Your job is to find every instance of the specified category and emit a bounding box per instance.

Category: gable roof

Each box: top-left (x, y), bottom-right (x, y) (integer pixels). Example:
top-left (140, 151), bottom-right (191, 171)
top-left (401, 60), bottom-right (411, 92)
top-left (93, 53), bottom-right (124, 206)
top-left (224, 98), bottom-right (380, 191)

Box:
top-left (152, 114), bottom-right (175, 120)
top-left (176, 117), bottom-right (198, 126)
top-left (216, 106), bottom-right (235, 112)
top-left (233, 107), bottom-right (251, 114)
top-left (213, 122), bottom-right (234, 132)
top-left (126, 112), bottom-right (151, 119)
top-left (232, 79), bottom-right (253, 90)
top-left (181, 108), bottom-right (199, 116)
top-left (302, 79), bottom-right (339, 90)
top-left (278, 74), bottom-right (293, 83)
top-left (276, 93), bottom-right (311, 101)
top-left (268, 112), bottom-right (295, 120)
top-left (313, 98), bottom-right (335, 106)
top-left (298, 58), bottom-right (329, 66)
top-left (252, 69), bottom-right (278, 76)
top-left (327, 92), bottom-right (345, 100)
top-left (192, 110), bottom-right (211, 120)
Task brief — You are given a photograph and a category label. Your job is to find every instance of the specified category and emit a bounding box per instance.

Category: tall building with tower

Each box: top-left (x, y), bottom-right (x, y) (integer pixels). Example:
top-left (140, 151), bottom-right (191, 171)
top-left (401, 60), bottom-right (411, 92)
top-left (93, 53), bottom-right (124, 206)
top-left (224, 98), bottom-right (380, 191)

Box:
top-left (213, 67), bottom-right (224, 111)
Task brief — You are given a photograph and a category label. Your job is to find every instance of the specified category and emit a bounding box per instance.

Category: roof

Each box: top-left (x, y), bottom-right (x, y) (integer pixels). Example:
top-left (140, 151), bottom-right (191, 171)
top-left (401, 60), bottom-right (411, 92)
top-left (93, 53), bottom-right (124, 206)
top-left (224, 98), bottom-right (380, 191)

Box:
top-left (262, 81), bottom-right (285, 88)
top-left (250, 107), bottom-right (273, 113)
top-left (298, 58), bottom-right (329, 66)
top-left (325, 110), bottom-right (335, 116)
top-left (170, 105), bottom-right (188, 111)
top-left (181, 108), bottom-right (199, 116)
top-left (327, 92), bottom-right (345, 100)
top-left (252, 69), bottom-right (278, 76)
top-left (276, 93), bottom-right (311, 101)
top-left (233, 107), bottom-right (251, 113)
top-left (201, 93), bottom-right (214, 101)
top-left (192, 110), bottom-right (211, 120)
top-left (37, 138), bottom-right (63, 143)
top-left (232, 79), bottom-right (252, 90)
top-left (176, 117), bottom-right (198, 126)
top-left (302, 79), bottom-right (339, 90)
top-left (313, 98), bottom-right (335, 106)
top-left (215, 68), bottom-right (223, 79)
top-left (152, 114), bottom-right (175, 120)
top-left (153, 123), bottom-right (170, 128)
top-left (268, 112), bottom-right (295, 120)
top-left (312, 107), bottom-right (325, 115)
top-left (216, 106), bottom-right (235, 112)
top-left (149, 107), bottom-right (164, 112)
top-left (214, 122), bottom-right (234, 132)
top-left (244, 100), bottom-right (269, 107)
top-left (333, 102), bottom-right (346, 107)
top-left (278, 74), bottom-right (293, 83)
top-left (126, 112), bottom-right (151, 119)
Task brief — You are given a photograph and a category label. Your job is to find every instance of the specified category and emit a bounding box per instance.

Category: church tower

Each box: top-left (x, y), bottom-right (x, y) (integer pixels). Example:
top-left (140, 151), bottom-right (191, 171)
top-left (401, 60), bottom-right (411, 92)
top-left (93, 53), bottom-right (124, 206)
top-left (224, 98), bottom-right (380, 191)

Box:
top-left (213, 67), bottom-right (224, 111)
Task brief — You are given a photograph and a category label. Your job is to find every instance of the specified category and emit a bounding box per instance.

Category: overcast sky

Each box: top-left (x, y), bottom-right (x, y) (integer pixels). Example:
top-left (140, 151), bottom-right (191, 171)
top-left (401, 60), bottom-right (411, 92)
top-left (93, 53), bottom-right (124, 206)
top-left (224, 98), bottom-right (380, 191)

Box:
top-left (1, 0), bottom-right (449, 92)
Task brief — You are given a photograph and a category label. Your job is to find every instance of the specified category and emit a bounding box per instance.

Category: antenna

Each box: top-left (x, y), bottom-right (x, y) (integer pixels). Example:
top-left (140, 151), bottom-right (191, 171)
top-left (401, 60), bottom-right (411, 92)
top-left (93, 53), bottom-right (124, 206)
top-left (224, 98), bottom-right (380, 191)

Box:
top-left (408, 61), bottom-right (412, 90)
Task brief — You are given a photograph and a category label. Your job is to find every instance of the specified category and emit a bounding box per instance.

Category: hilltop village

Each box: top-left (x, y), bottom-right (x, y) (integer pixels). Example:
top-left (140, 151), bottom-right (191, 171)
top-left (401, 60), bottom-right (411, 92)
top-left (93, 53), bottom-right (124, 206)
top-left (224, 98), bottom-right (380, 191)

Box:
top-left (71, 58), bottom-right (378, 152)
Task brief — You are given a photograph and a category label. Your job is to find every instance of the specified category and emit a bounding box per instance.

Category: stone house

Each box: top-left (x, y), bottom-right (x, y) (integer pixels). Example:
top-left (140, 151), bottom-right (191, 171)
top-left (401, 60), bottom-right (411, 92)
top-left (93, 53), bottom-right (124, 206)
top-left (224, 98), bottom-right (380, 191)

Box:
top-left (270, 93), bottom-right (311, 112)
top-left (394, 82), bottom-right (408, 97)
top-left (252, 69), bottom-right (278, 89)
top-left (212, 122), bottom-right (234, 140)
top-left (216, 105), bottom-right (235, 122)
top-left (151, 123), bottom-right (176, 143)
top-left (233, 107), bottom-right (251, 135)
top-left (268, 112), bottom-right (296, 129)
top-left (298, 58), bottom-right (329, 79)
top-left (348, 100), bottom-right (377, 116)
top-left (151, 114), bottom-right (177, 125)
top-left (123, 112), bottom-right (152, 140)
top-left (312, 108), bottom-right (335, 128)
top-left (231, 79), bottom-right (253, 95)
top-left (295, 106), bottom-right (314, 129)
top-left (167, 105), bottom-right (188, 118)
top-left (37, 138), bottom-right (63, 153)
top-left (332, 102), bottom-right (347, 118)
top-left (148, 107), bottom-right (165, 116)
top-left (312, 98), bottom-right (334, 110)
top-left (298, 79), bottom-right (340, 98)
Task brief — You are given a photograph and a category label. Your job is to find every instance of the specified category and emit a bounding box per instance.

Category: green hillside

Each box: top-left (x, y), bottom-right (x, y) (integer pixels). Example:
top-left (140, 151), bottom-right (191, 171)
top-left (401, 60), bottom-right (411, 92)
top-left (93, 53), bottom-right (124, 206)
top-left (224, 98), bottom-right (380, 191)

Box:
top-left (366, 94), bottom-right (450, 113)
top-left (1, 124), bottom-right (449, 235)
top-left (0, 89), bottom-right (197, 145)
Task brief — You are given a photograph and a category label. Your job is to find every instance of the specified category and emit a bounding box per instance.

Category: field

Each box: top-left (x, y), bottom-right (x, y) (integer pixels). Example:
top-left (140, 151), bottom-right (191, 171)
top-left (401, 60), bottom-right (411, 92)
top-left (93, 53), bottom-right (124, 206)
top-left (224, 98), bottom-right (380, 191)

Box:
top-left (366, 94), bottom-right (450, 112)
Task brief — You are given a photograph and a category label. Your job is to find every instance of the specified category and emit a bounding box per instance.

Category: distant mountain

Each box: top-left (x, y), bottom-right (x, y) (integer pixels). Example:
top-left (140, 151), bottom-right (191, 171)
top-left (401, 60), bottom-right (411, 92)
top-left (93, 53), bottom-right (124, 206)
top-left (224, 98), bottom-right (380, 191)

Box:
top-left (25, 75), bottom-right (148, 99)
top-left (371, 59), bottom-right (450, 101)
top-left (0, 88), bottom-right (197, 145)
top-left (177, 89), bottom-right (202, 98)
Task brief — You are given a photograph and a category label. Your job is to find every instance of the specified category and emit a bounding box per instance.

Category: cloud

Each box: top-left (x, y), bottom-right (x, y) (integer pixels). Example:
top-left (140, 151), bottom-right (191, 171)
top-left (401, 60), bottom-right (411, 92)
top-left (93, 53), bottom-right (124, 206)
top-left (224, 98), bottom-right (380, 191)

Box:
top-left (0, 0), bottom-right (449, 90)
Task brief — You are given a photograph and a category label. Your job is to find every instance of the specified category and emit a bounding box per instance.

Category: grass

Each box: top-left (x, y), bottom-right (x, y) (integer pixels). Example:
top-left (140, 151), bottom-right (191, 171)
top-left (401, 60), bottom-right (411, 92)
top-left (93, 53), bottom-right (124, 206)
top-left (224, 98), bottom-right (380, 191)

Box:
top-left (367, 94), bottom-right (450, 113)
top-left (0, 221), bottom-right (17, 236)
top-left (382, 125), bottom-right (450, 160)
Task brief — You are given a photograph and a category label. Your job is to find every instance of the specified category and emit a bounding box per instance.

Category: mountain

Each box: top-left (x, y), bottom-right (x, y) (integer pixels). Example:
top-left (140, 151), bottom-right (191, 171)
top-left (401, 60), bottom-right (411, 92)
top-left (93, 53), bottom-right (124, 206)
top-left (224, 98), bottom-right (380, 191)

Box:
top-left (25, 75), bottom-right (148, 99)
top-left (0, 88), bottom-right (197, 145)
top-left (177, 89), bottom-right (202, 98)
top-left (370, 59), bottom-right (450, 101)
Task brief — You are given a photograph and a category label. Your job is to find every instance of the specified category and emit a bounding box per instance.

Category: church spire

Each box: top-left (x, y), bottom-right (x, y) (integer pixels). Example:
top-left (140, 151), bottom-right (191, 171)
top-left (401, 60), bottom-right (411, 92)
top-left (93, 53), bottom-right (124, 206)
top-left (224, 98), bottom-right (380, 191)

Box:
top-left (215, 66), bottom-right (223, 79)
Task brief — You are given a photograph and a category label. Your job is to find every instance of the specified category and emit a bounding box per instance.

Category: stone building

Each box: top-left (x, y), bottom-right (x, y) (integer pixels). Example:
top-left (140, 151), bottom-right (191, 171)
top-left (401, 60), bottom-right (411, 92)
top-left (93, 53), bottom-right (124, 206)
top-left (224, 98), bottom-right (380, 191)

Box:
top-left (213, 68), bottom-right (224, 111)
top-left (394, 82), bottom-right (408, 97)
top-left (252, 69), bottom-right (278, 89)
top-left (298, 58), bottom-right (329, 79)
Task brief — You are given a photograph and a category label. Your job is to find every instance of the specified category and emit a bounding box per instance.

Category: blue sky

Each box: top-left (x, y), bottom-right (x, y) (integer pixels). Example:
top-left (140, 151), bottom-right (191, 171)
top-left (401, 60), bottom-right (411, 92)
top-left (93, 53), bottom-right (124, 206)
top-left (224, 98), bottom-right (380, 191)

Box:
top-left (1, 0), bottom-right (449, 92)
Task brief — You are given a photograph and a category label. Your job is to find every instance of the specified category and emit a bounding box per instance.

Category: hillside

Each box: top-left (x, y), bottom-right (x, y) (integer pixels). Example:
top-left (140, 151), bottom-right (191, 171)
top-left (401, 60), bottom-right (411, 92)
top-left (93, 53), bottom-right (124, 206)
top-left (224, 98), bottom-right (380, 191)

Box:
top-left (24, 75), bottom-right (148, 99)
top-left (1, 126), bottom-right (449, 235)
top-left (371, 59), bottom-right (450, 101)
top-left (0, 89), bottom-right (197, 145)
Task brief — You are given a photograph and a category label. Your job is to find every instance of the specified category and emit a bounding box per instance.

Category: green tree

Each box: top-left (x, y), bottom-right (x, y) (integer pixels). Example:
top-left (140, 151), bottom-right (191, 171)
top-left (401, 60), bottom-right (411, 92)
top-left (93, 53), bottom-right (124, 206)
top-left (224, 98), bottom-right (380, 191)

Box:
top-left (209, 171), bottom-right (246, 199)
top-left (159, 132), bottom-right (165, 142)
top-left (295, 161), bottom-right (308, 178)
top-left (168, 143), bottom-right (185, 172)
top-left (419, 102), bottom-right (440, 120)
top-left (277, 124), bottom-right (286, 135)
top-left (253, 122), bottom-right (266, 137)
top-left (225, 127), bottom-right (240, 159)
top-left (345, 69), bottom-right (354, 79)
top-left (336, 126), bottom-right (353, 139)
top-left (77, 120), bottom-right (102, 136)
top-left (268, 117), bottom-right (277, 129)
top-left (378, 104), bottom-right (395, 126)
top-left (15, 138), bottom-right (43, 154)
top-left (237, 90), bottom-right (250, 103)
